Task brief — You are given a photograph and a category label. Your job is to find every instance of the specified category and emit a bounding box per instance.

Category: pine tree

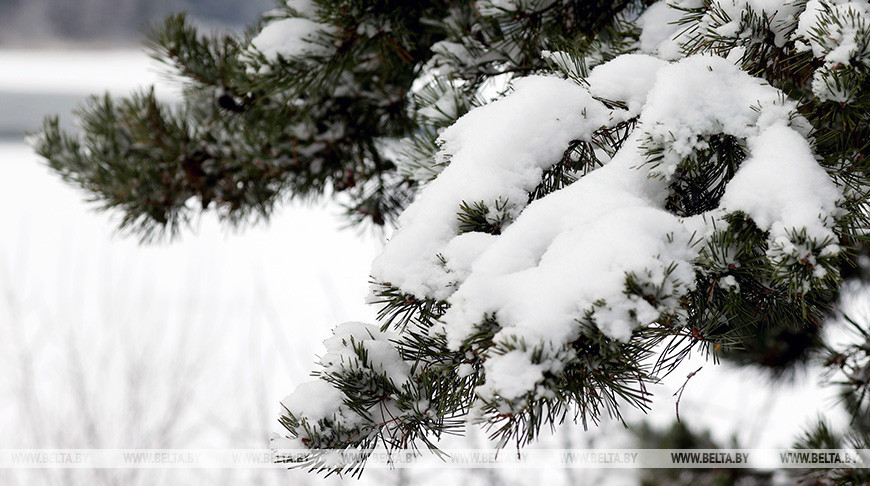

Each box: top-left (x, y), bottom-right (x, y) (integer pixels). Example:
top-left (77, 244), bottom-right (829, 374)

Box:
top-left (32, 0), bottom-right (870, 481)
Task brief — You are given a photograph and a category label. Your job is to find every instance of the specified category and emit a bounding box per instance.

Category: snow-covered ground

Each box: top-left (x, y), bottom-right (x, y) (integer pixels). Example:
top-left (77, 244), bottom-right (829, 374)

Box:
top-left (0, 49), bottom-right (381, 485)
top-left (0, 49), bottom-right (854, 485)
top-left (0, 50), bottom-right (175, 95)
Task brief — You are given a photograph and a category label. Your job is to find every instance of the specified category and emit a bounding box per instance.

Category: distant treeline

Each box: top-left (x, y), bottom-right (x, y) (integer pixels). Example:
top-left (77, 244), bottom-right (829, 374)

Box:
top-left (0, 0), bottom-right (272, 45)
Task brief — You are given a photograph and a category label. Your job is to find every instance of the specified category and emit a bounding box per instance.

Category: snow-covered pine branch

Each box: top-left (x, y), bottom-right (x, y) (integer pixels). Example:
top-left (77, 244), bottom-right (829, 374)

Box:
top-left (274, 1), bottom-right (870, 474)
top-left (27, 0), bottom-right (870, 479)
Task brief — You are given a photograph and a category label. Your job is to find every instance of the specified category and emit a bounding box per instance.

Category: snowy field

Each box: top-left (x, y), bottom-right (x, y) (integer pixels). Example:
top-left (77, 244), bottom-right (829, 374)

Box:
top-left (0, 50), bottom-right (855, 485)
top-left (0, 49), bottom-right (381, 485)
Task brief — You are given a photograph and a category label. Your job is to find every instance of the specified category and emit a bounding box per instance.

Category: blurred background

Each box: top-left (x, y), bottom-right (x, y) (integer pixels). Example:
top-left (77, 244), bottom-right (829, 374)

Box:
top-left (0, 1), bottom-right (857, 485)
top-left (0, 0), bottom-right (270, 46)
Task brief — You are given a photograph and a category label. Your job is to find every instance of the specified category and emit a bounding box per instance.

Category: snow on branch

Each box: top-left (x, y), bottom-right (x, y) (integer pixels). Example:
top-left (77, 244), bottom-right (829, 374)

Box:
top-left (279, 51), bottom-right (848, 469)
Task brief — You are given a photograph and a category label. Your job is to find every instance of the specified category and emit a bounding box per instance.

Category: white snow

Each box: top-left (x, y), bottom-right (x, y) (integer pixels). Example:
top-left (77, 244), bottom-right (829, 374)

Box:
top-left (286, 0), bottom-right (318, 17)
top-left (480, 350), bottom-right (546, 401)
top-left (442, 232), bottom-right (499, 286)
top-left (277, 322), bottom-right (415, 446)
top-left (637, 1), bottom-right (687, 60)
top-left (640, 55), bottom-right (802, 181)
top-left (586, 54), bottom-right (668, 115)
top-left (440, 153), bottom-right (696, 349)
top-left (370, 53), bottom-right (845, 401)
top-left (261, 0), bottom-right (853, 462)
top-left (418, 88), bottom-right (461, 123)
top-left (321, 322), bottom-right (411, 385)
top-left (281, 380), bottom-right (345, 424)
top-left (250, 17), bottom-right (334, 61)
top-left (795, 0), bottom-right (870, 102)
top-left (9, 40), bottom-right (858, 484)
top-left (0, 50), bottom-right (179, 98)
top-left (720, 125), bottom-right (842, 238)
top-left (370, 75), bottom-right (615, 300)
top-left (796, 0), bottom-right (870, 60)
top-left (0, 136), bottom-right (381, 484)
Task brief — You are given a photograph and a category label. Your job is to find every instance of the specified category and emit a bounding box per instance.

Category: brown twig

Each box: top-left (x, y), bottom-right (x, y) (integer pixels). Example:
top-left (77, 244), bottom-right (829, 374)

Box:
top-left (674, 366), bottom-right (703, 424)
